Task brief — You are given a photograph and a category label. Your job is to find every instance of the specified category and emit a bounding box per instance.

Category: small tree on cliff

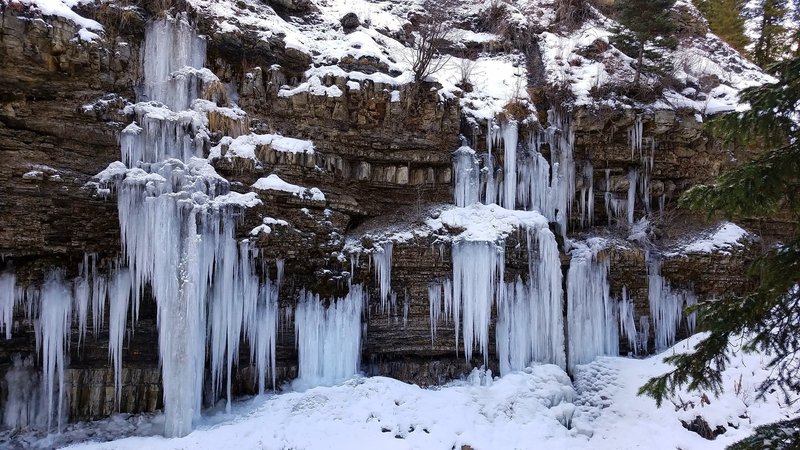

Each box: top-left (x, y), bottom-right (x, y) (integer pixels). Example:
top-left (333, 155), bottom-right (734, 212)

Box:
top-left (612, 0), bottom-right (677, 86)
top-left (639, 55), bottom-right (800, 445)
top-left (410, 0), bottom-right (457, 84)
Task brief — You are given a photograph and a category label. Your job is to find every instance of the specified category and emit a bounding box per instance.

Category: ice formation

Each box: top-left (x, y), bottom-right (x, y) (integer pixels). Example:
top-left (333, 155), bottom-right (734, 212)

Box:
top-left (453, 147), bottom-right (480, 207)
top-left (566, 245), bottom-right (618, 371)
top-left (617, 287), bottom-right (639, 355)
top-left (0, 271), bottom-right (15, 340)
top-left (35, 272), bottom-right (73, 432)
top-left (371, 242), bottom-right (394, 315)
top-left (485, 119), bottom-right (519, 210)
top-left (647, 258), bottom-right (698, 351)
top-left (451, 240), bottom-right (504, 364)
top-left (294, 286), bottom-right (364, 388)
top-left (2, 354), bottom-right (45, 429)
top-left (496, 228), bottom-right (566, 374)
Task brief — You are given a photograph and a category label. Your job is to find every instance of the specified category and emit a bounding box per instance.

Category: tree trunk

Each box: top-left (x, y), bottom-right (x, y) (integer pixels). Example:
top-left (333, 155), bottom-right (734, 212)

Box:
top-left (634, 40), bottom-right (644, 86)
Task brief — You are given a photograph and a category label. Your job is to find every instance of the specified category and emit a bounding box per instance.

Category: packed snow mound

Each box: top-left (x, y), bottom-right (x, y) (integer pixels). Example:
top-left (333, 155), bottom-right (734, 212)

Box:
top-left (2, 335), bottom-right (791, 449)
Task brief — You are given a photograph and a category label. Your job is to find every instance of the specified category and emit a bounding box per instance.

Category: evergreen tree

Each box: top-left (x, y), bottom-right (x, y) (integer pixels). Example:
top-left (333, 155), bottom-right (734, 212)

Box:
top-left (639, 55), bottom-right (800, 445)
top-left (613, 0), bottom-right (677, 85)
top-left (752, 0), bottom-right (790, 67)
top-left (696, 0), bottom-right (750, 52)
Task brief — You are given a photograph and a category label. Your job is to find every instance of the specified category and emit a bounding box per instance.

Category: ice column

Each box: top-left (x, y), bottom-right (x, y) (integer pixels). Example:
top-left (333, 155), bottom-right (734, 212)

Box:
top-left (1, 271), bottom-right (16, 339)
top-left (294, 286), bottom-right (364, 388)
top-left (647, 258), bottom-right (696, 351)
top-left (500, 121), bottom-right (519, 210)
top-left (371, 242), bottom-right (393, 314)
top-left (428, 281), bottom-right (443, 344)
top-left (108, 269), bottom-right (132, 405)
top-left (617, 287), bottom-right (639, 355)
top-left (566, 247), bottom-right (619, 371)
top-left (451, 240), bottom-right (504, 364)
top-left (2, 355), bottom-right (45, 428)
top-left (496, 227), bottom-right (565, 374)
top-left (626, 168), bottom-right (638, 225)
top-left (453, 146), bottom-right (480, 207)
top-left (579, 162), bottom-right (594, 228)
top-left (36, 272), bottom-right (73, 432)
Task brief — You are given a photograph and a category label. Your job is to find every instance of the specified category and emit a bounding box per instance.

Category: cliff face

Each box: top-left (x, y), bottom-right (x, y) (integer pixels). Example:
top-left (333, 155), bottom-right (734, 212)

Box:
top-left (0, 0), bottom-right (774, 431)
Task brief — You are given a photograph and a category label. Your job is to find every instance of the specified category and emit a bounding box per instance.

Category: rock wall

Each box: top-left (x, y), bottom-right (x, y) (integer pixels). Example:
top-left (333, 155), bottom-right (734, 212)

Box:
top-left (0, 1), bottom-right (773, 427)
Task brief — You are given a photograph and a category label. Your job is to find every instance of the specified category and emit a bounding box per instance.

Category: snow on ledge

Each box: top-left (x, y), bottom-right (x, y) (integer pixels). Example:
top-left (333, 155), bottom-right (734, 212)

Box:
top-left (252, 174), bottom-right (326, 202)
top-left (428, 204), bottom-right (549, 242)
top-left (668, 222), bottom-right (750, 256)
top-left (211, 134), bottom-right (314, 160)
top-left (209, 192), bottom-right (261, 209)
top-left (15, 0), bottom-right (103, 39)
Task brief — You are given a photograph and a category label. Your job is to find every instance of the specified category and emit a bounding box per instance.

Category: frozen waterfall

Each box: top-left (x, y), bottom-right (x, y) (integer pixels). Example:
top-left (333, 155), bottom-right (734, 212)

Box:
top-left (294, 286), bottom-right (364, 388)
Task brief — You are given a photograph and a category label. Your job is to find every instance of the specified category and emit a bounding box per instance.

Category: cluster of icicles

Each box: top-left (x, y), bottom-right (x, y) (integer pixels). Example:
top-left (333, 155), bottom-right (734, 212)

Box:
top-left (446, 104), bottom-right (695, 373)
top-left (0, 16), bottom-right (362, 437)
top-left (0, 14), bottom-right (700, 440)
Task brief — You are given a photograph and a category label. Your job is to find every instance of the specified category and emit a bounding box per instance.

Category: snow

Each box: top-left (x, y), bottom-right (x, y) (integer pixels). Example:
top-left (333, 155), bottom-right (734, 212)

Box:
top-left (14, 0), bottom-right (102, 38)
top-left (251, 174), bottom-right (326, 202)
top-left (428, 203), bottom-right (549, 243)
top-left (36, 335), bottom-right (796, 450)
top-left (211, 133), bottom-right (314, 160)
top-left (670, 222), bottom-right (751, 256)
top-left (279, 75), bottom-right (345, 98)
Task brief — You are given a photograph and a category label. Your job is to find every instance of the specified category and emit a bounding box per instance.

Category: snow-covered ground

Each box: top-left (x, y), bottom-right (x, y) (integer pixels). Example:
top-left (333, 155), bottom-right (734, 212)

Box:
top-left (3, 335), bottom-right (792, 450)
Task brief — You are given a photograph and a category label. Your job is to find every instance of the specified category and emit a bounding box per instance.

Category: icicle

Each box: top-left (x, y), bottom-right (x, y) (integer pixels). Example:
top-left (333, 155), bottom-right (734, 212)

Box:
top-left (73, 264), bottom-right (90, 347)
top-left (294, 285), bottom-right (364, 388)
top-left (501, 121), bottom-right (518, 210)
top-left (482, 151), bottom-right (497, 205)
top-left (249, 279), bottom-right (278, 394)
top-left (517, 147), bottom-right (552, 216)
top-left (36, 272), bottom-right (72, 432)
top-left (538, 110), bottom-right (575, 236)
top-left (453, 147), bottom-right (480, 207)
top-left (276, 258), bottom-right (285, 289)
top-left (496, 227), bottom-right (565, 374)
top-left (91, 267), bottom-right (107, 337)
top-left (617, 287), bottom-right (638, 355)
top-left (628, 114), bottom-right (643, 158)
top-left (626, 167), bottom-right (638, 225)
top-left (566, 245), bottom-right (618, 371)
top-left (371, 242), bottom-right (393, 315)
top-left (647, 258), bottom-right (696, 351)
top-left (108, 268), bottom-right (131, 406)
top-left (579, 162), bottom-right (594, 228)
top-left (1, 270), bottom-right (16, 339)
top-left (451, 240), bottom-right (504, 364)
top-left (604, 168), bottom-right (613, 226)
top-left (428, 281), bottom-right (442, 344)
